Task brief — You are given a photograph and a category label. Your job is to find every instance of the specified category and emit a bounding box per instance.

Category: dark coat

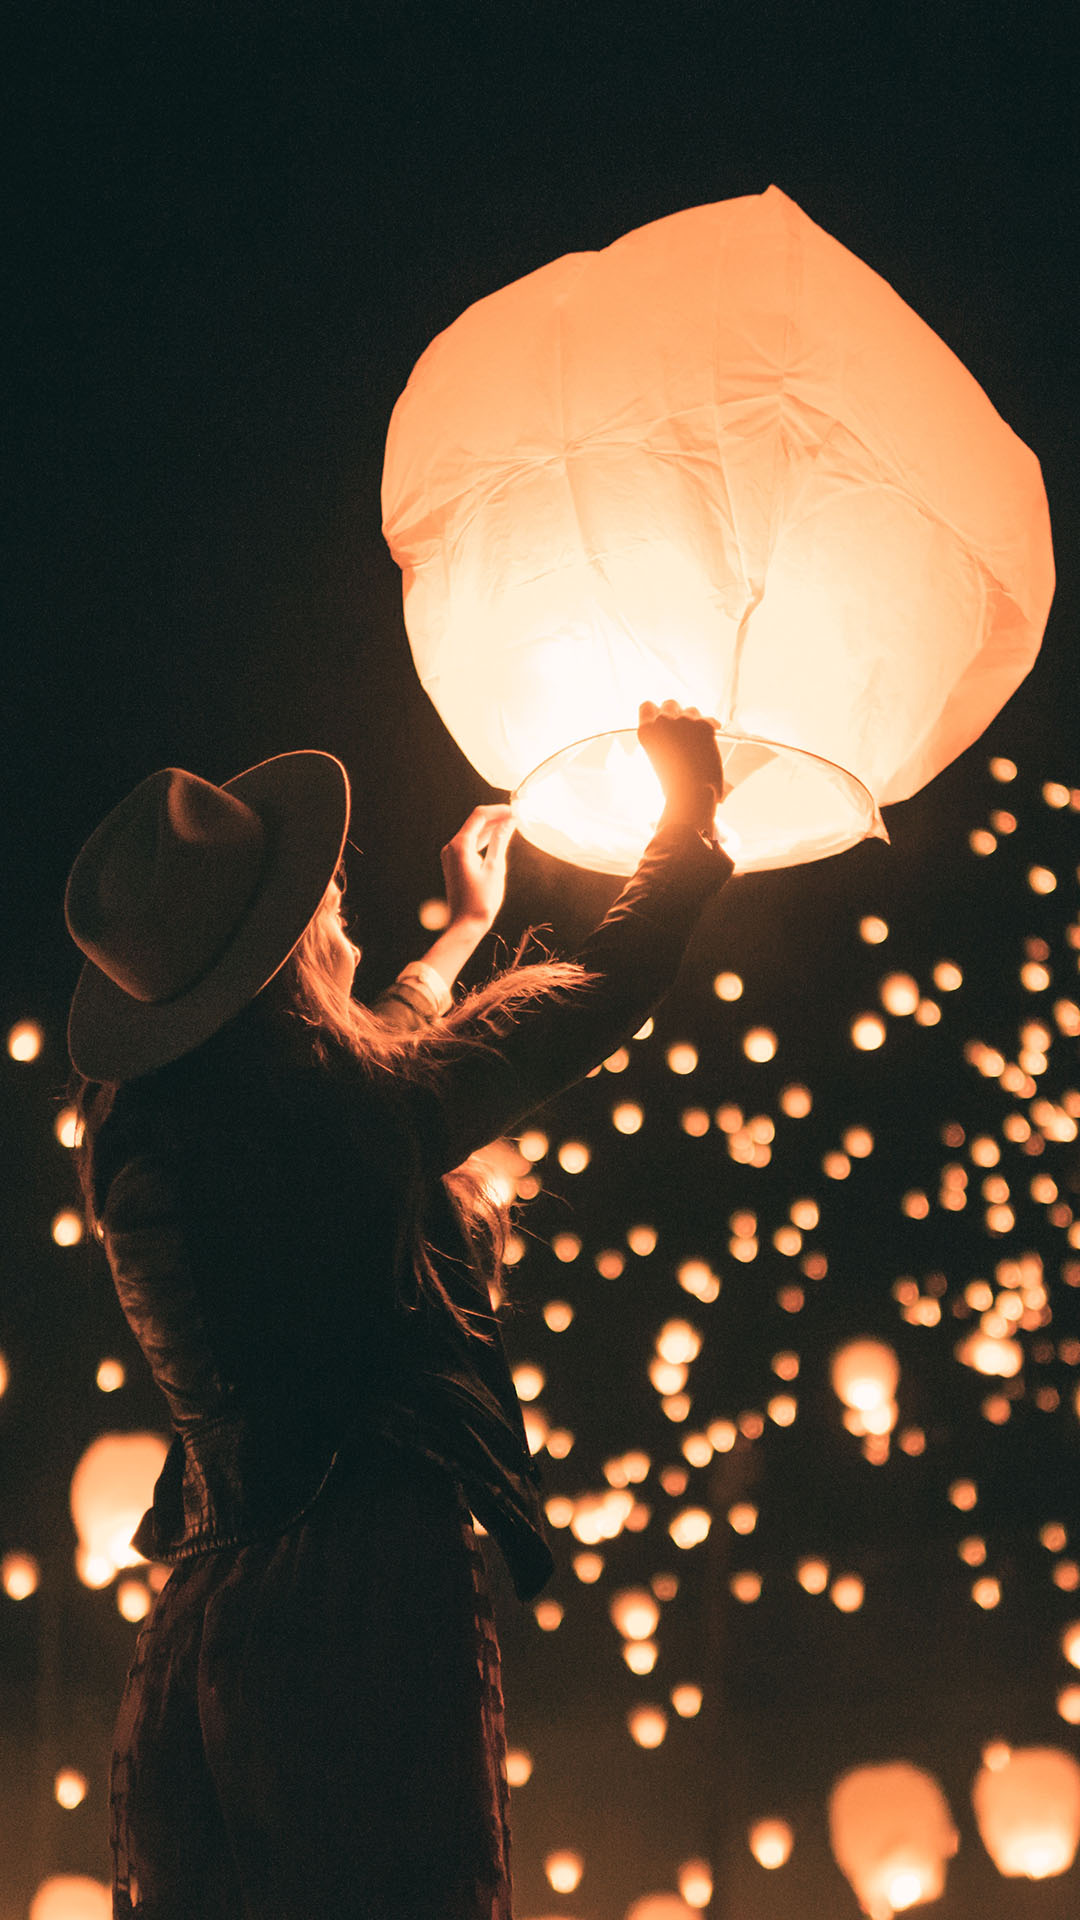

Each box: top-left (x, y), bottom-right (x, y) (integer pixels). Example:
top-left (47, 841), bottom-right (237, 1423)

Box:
top-left (93, 823), bottom-right (732, 1602)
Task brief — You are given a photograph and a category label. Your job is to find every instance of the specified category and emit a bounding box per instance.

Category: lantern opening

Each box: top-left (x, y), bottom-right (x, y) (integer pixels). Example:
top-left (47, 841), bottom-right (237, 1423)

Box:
top-left (511, 726), bottom-right (887, 875)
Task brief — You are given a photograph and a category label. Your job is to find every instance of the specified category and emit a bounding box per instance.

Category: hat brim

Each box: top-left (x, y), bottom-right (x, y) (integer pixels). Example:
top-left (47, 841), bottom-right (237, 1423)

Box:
top-left (67, 750), bottom-right (351, 1082)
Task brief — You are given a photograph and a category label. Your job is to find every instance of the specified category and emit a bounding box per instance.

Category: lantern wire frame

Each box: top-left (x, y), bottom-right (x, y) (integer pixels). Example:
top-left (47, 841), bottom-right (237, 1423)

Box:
top-left (511, 725), bottom-right (888, 875)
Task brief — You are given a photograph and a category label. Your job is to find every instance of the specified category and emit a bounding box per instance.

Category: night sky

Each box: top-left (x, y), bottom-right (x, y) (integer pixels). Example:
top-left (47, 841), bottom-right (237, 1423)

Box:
top-left (3, 5), bottom-right (1079, 1917)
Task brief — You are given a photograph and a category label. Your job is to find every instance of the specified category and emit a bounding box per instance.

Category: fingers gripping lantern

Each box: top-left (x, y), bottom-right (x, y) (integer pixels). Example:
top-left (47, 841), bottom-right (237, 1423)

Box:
top-left (382, 186), bottom-right (1053, 874)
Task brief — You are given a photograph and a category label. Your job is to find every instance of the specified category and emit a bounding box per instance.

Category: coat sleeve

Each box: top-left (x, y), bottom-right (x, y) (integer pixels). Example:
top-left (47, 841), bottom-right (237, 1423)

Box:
top-left (407, 822), bottom-right (734, 1175)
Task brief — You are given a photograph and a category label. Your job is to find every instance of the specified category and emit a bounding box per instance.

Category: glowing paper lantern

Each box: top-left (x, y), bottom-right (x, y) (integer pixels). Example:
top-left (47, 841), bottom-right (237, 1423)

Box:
top-left (30, 1880), bottom-right (110, 1920)
top-left (69, 1432), bottom-right (169, 1581)
top-left (383, 186), bottom-right (1053, 874)
top-left (831, 1339), bottom-right (900, 1413)
top-left (972, 1746), bottom-right (1080, 1878)
top-left (829, 1763), bottom-right (958, 1917)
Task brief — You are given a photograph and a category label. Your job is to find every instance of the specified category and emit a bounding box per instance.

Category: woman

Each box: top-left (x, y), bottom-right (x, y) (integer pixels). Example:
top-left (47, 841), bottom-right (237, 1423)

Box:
top-left (65, 700), bottom-right (732, 1919)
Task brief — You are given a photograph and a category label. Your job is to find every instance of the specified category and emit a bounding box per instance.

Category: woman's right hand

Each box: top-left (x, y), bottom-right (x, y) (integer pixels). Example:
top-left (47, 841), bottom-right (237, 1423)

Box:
top-left (638, 700), bottom-right (725, 830)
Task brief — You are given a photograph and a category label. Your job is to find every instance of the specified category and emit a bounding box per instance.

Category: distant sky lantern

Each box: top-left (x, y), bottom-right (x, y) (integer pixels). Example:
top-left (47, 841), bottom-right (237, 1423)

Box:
top-left (831, 1339), bottom-right (900, 1414)
top-left (829, 1762), bottom-right (958, 1917)
top-left (69, 1433), bottom-right (168, 1581)
top-left (383, 186), bottom-right (1052, 875)
top-left (973, 1747), bottom-right (1080, 1878)
top-left (29, 1880), bottom-right (110, 1920)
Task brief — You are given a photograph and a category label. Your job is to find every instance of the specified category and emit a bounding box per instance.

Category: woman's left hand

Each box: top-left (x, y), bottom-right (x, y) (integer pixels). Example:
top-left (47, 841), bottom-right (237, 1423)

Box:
top-left (440, 805), bottom-right (517, 933)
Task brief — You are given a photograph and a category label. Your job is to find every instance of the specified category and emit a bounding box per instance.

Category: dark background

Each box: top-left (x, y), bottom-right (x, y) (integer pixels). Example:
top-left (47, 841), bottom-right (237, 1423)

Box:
top-left (2, 4), bottom-right (1078, 1916)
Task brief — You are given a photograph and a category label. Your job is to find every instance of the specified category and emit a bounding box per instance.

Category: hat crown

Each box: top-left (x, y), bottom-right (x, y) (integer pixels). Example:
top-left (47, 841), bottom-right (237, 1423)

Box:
top-left (65, 769), bottom-right (268, 1004)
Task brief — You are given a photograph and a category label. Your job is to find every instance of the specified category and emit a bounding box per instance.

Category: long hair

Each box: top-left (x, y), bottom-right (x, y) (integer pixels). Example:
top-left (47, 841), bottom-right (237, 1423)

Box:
top-left (74, 894), bottom-right (590, 1343)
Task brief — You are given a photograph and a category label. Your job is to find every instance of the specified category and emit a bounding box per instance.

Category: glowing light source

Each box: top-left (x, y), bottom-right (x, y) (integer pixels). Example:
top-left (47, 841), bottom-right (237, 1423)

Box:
top-left (610, 1589), bottom-right (661, 1641)
top-left (506, 1749), bottom-right (533, 1786)
top-left (7, 1020), bottom-right (43, 1061)
top-left (54, 1770), bottom-right (88, 1811)
top-left (384, 187), bottom-right (1051, 876)
top-left (972, 1747), bottom-right (1080, 1879)
top-left (880, 974), bottom-right (920, 1016)
top-left (51, 1210), bottom-right (84, 1247)
top-left (829, 1763), bottom-right (958, 1918)
top-left (743, 1028), bottom-right (777, 1062)
top-left (713, 971), bottom-right (743, 1000)
top-left (852, 1015), bottom-right (887, 1051)
top-left (831, 1339), bottom-right (899, 1412)
top-left (749, 1818), bottom-right (794, 1869)
top-left (628, 1707), bottom-right (668, 1749)
top-left (69, 1433), bottom-right (169, 1583)
top-left (2, 1551), bottom-right (40, 1600)
top-left (29, 1880), bottom-right (110, 1920)
top-left (544, 1850), bottom-right (584, 1893)
top-left (669, 1508), bottom-right (712, 1549)
top-left (677, 1858), bottom-right (713, 1908)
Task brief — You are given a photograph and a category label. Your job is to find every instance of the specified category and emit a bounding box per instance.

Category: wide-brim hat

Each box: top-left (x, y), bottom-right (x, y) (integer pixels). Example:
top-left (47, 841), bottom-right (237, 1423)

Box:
top-left (65, 750), bottom-right (350, 1083)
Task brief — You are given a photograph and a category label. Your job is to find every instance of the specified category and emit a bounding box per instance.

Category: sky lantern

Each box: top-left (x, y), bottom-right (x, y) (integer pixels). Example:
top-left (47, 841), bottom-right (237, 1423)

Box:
top-left (383, 186), bottom-right (1053, 875)
top-left (831, 1339), bottom-right (900, 1413)
top-left (29, 1881), bottom-right (110, 1920)
top-left (69, 1432), bottom-right (169, 1581)
top-left (972, 1746), bottom-right (1080, 1878)
top-left (829, 1762), bottom-right (958, 1917)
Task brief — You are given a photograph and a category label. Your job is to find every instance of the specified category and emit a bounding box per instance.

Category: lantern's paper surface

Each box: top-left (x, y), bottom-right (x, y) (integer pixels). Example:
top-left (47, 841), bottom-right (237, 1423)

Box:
top-left (383, 186), bottom-right (1053, 873)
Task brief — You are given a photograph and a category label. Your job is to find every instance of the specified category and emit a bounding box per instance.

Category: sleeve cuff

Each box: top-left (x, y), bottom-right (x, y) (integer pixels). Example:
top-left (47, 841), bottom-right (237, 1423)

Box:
top-left (394, 958), bottom-right (454, 1018)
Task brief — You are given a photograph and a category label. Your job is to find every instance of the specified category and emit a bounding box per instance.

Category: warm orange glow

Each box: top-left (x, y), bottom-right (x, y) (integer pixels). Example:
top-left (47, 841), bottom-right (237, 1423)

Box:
top-left (779, 1083), bottom-right (813, 1117)
top-left (517, 1128), bottom-right (549, 1161)
top-left (830, 1575), bottom-right (865, 1613)
top-left (54, 1770), bottom-right (88, 1811)
top-left (627, 1224), bottom-right (658, 1256)
top-left (851, 1015), bottom-right (886, 1051)
top-left (506, 1748), bottom-right (533, 1786)
top-left (557, 1140), bottom-right (590, 1173)
top-left (95, 1359), bottom-right (125, 1393)
top-left (713, 971), bottom-right (744, 1000)
top-left (116, 1580), bottom-right (152, 1623)
top-left (657, 1321), bottom-right (702, 1365)
top-left (727, 1502), bottom-right (758, 1535)
top-left (666, 1043), bottom-right (698, 1075)
top-left (417, 896), bottom-right (450, 931)
top-left (671, 1684), bottom-right (702, 1718)
top-left (829, 1763), bottom-right (958, 1917)
top-left (8, 1020), bottom-right (44, 1062)
top-left (677, 1858), bottom-right (713, 1908)
top-left (628, 1706), bottom-right (668, 1749)
top-left (544, 1849), bottom-right (584, 1893)
top-left (29, 1878), bottom-right (110, 1920)
top-left (797, 1558), bottom-right (829, 1595)
top-left (749, 1818), bottom-right (794, 1869)
top-left (51, 1210), bottom-right (84, 1248)
top-left (610, 1589), bottom-right (661, 1641)
top-left (880, 973), bottom-right (920, 1016)
top-left (1058, 1687), bottom-right (1080, 1726)
top-left (972, 1576), bottom-right (1001, 1609)
top-left (860, 915), bottom-right (889, 944)
top-left (69, 1433), bottom-right (169, 1582)
top-left (949, 1479), bottom-right (978, 1511)
top-left (831, 1339), bottom-right (899, 1412)
top-left (2, 1552), bottom-right (40, 1600)
top-left (512, 1363), bottom-right (545, 1402)
top-left (534, 1599), bottom-right (564, 1631)
top-left (973, 1748), bottom-right (1080, 1878)
top-left (669, 1508), bottom-right (712, 1549)
top-left (743, 1027), bottom-right (777, 1063)
top-left (385, 187), bottom-right (1051, 875)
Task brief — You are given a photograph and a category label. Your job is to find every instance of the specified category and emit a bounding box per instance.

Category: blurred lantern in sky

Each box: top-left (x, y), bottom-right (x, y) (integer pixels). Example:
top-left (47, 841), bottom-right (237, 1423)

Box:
top-left (828, 1762), bottom-right (958, 1916)
top-left (972, 1746), bottom-right (1080, 1879)
top-left (69, 1432), bottom-right (168, 1584)
top-left (383, 186), bottom-right (1053, 874)
top-left (29, 1880), bottom-right (110, 1920)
